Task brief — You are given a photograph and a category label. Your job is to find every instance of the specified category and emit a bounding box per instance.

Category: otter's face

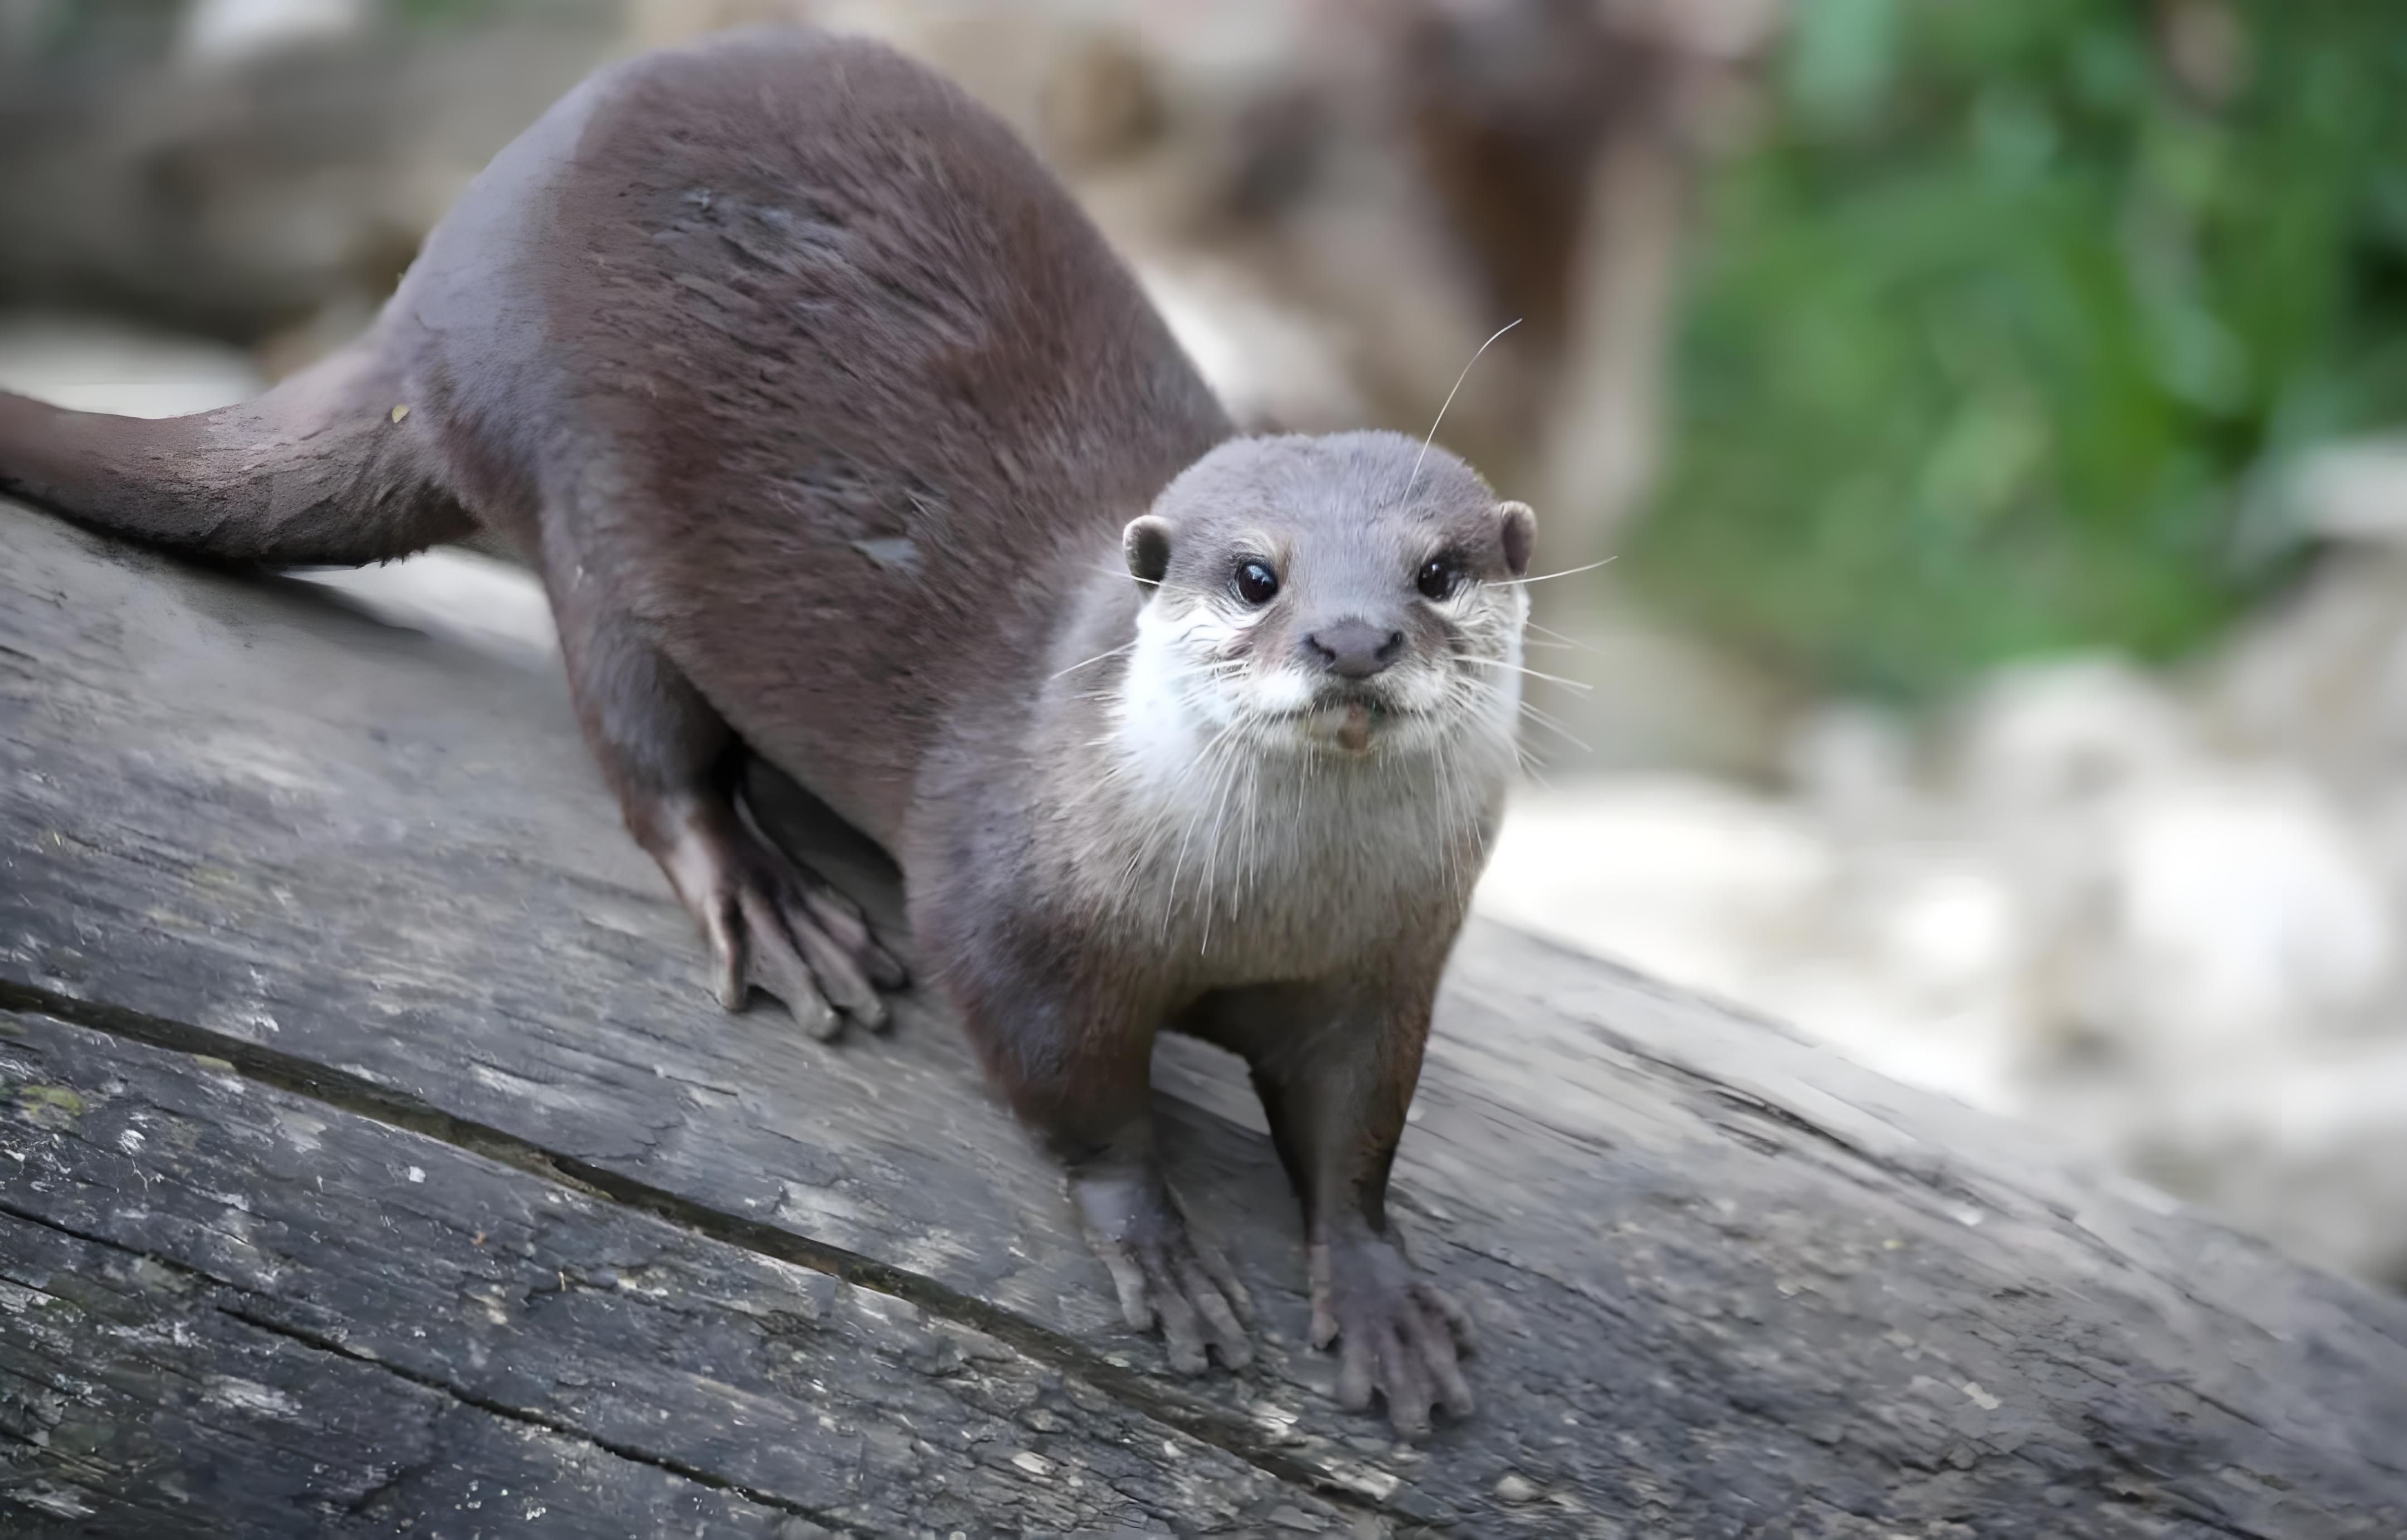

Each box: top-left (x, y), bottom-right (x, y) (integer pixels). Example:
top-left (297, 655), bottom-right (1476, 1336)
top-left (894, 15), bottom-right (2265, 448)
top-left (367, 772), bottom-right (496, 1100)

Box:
top-left (1118, 432), bottom-right (1535, 761)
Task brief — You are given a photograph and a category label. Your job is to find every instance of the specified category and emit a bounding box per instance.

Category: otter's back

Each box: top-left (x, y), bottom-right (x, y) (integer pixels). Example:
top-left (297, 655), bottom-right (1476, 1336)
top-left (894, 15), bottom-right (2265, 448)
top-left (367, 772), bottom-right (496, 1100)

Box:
top-left (404, 30), bottom-right (1230, 842)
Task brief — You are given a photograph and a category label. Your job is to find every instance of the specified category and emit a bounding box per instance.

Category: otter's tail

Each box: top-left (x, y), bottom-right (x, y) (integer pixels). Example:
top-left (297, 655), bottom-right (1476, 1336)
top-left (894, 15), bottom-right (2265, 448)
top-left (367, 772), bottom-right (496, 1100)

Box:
top-left (0, 339), bottom-right (473, 567)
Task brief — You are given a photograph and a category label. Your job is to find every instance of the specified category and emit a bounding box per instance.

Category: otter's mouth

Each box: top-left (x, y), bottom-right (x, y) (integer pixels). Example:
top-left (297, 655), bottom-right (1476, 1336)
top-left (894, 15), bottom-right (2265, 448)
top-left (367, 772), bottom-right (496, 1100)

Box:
top-left (1269, 691), bottom-right (1421, 753)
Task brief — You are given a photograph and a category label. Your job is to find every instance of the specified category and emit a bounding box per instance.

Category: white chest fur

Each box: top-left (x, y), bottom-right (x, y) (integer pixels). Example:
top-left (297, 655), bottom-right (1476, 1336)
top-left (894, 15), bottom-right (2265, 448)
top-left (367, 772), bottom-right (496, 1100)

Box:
top-left (1092, 599), bottom-right (1520, 977)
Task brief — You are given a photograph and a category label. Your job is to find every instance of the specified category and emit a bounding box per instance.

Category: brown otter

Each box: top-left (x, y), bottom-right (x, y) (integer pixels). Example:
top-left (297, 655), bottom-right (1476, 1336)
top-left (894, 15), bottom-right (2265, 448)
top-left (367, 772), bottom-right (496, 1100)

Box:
top-left (0, 27), bottom-right (1535, 1436)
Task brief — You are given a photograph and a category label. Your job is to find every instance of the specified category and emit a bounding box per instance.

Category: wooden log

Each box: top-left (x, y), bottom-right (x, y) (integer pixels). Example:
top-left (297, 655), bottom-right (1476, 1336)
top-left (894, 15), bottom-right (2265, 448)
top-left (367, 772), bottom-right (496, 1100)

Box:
top-left (0, 1007), bottom-right (1345, 1537)
top-left (2, 496), bottom-right (2405, 1537)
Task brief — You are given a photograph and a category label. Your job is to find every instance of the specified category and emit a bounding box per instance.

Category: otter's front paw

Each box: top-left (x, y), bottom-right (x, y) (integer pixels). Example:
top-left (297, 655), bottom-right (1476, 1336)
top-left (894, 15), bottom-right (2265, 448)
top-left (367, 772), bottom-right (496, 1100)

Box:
top-left (1310, 1230), bottom-right (1474, 1437)
top-left (1071, 1169), bottom-right (1254, 1373)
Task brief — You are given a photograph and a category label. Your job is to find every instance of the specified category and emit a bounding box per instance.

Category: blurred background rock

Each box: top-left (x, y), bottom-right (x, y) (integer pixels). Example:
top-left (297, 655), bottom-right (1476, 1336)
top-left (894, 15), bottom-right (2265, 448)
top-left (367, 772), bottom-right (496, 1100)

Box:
top-left (4, 0), bottom-right (2404, 1292)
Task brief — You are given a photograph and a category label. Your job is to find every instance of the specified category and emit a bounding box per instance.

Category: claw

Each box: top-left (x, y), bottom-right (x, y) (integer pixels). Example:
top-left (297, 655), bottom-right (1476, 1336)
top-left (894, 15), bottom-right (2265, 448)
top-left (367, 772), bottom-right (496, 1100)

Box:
top-left (649, 798), bottom-right (907, 1041)
top-left (1072, 1169), bottom-right (1254, 1373)
top-left (703, 893), bottom-right (748, 1011)
top-left (1310, 1232), bottom-right (1475, 1436)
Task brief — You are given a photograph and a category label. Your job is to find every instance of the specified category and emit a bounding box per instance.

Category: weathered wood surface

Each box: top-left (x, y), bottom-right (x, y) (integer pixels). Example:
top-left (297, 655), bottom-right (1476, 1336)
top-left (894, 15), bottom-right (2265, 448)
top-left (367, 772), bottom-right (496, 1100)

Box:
top-left (2, 496), bottom-right (2405, 1538)
top-left (0, 1006), bottom-right (1345, 1537)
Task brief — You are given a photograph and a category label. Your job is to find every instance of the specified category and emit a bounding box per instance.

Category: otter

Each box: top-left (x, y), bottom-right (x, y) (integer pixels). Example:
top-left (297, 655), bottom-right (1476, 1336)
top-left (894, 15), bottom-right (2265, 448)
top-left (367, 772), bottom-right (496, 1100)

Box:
top-left (0, 28), bottom-right (1534, 1436)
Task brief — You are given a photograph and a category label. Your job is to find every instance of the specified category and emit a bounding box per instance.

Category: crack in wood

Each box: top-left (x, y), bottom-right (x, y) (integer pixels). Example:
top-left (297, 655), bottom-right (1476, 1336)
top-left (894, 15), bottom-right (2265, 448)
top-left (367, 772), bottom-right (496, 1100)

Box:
top-left (0, 1196), bottom-right (863, 1534)
top-left (0, 978), bottom-right (1399, 1527)
top-left (217, 1307), bottom-right (868, 1536)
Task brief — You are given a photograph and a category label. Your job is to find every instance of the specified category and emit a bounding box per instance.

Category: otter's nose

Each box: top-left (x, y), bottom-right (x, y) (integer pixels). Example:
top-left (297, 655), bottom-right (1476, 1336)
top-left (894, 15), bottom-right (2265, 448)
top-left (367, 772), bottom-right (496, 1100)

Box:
top-left (1303, 620), bottom-right (1406, 680)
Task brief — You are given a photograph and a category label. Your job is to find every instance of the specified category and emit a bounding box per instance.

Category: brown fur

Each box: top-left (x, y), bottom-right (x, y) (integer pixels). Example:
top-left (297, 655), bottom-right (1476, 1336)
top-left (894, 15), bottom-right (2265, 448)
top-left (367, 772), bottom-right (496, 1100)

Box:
top-left (0, 27), bottom-right (1534, 1436)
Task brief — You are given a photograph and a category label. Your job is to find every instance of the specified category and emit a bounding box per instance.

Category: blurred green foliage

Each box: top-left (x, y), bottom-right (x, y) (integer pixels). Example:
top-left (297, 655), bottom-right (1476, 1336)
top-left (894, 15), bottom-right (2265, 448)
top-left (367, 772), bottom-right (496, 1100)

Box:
top-left (1636, 0), bottom-right (2407, 697)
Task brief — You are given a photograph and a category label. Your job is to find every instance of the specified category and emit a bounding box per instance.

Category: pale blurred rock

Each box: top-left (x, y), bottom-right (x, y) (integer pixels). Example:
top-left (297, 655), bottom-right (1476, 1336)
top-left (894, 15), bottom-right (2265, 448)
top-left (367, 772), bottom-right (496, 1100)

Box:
top-left (2126, 1035), bottom-right (2407, 1284)
top-left (1518, 577), bottom-right (1803, 778)
top-left (182, 0), bottom-right (369, 66)
top-left (1760, 847), bottom-right (2031, 1116)
top-left (1479, 776), bottom-right (1835, 996)
top-left (1786, 700), bottom-right (1918, 831)
top-left (1946, 655), bottom-right (2198, 820)
top-left (2102, 771), bottom-right (2393, 1059)
top-left (1479, 642), bottom-right (2407, 1289)
top-left (2204, 552), bottom-right (2407, 792)
top-left (1477, 777), bottom-right (2031, 1114)
top-left (2284, 436), bottom-right (2407, 546)
top-left (296, 548), bottom-right (558, 664)
top-left (0, 310), bottom-right (263, 415)
top-left (2203, 438), bottom-right (2407, 789)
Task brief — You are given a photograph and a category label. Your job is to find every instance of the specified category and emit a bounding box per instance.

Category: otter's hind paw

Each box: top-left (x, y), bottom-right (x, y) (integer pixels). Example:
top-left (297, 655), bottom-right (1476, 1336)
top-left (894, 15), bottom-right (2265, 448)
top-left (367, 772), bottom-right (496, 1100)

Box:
top-left (665, 809), bottom-right (907, 1040)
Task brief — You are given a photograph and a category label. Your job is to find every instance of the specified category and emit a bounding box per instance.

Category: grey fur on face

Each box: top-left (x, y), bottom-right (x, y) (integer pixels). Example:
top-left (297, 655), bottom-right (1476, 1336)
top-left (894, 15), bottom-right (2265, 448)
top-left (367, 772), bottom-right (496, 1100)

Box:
top-left (1119, 430), bottom-right (1534, 762)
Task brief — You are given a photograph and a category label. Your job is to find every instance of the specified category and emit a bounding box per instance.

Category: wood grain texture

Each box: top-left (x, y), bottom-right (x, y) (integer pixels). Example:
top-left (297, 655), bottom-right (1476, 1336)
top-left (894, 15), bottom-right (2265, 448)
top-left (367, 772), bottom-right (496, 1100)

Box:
top-left (0, 1007), bottom-right (1346, 1537)
top-left (3, 498), bottom-right (2405, 1537)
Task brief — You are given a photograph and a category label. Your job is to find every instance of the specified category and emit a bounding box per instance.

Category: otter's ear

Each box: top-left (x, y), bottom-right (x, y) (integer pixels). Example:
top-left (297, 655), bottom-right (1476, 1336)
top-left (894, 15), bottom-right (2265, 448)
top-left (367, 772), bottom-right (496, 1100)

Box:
top-left (1497, 501), bottom-right (1537, 578)
top-left (1123, 515), bottom-right (1172, 591)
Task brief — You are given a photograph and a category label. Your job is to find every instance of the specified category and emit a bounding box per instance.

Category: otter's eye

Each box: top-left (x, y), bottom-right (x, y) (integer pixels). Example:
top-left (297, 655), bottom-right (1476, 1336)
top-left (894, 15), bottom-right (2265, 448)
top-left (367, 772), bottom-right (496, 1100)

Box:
top-left (1234, 560), bottom-right (1280, 606)
top-left (1416, 557), bottom-right (1461, 601)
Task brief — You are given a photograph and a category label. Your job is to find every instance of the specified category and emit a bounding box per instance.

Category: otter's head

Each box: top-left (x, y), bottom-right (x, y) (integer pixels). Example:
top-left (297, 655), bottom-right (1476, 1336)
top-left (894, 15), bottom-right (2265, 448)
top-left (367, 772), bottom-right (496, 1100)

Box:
top-left (1117, 431), bottom-right (1535, 762)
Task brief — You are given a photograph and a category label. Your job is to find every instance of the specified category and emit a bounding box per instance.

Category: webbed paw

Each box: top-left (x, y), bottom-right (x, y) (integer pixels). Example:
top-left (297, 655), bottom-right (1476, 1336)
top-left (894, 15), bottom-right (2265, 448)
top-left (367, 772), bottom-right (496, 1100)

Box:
top-left (1071, 1168), bottom-right (1254, 1373)
top-left (661, 806), bottom-right (908, 1040)
top-left (1310, 1230), bottom-right (1474, 1437)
